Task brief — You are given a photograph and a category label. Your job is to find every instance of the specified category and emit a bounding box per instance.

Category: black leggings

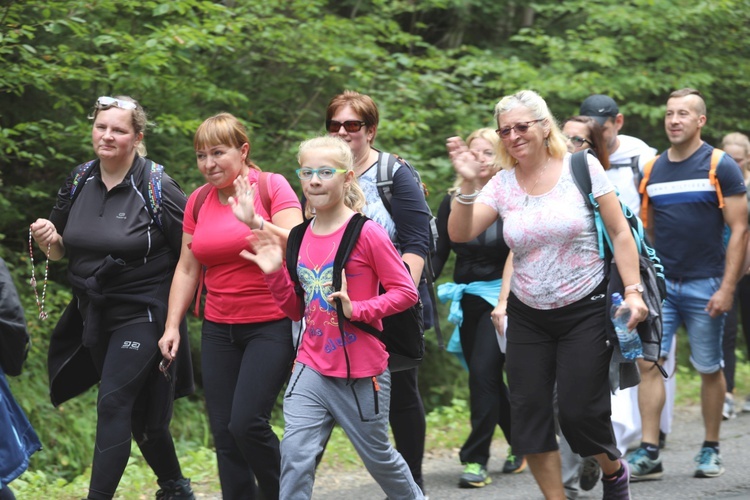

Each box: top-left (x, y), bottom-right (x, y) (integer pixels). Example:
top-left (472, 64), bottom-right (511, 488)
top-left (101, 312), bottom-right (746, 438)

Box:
top-left (506, 281), bottom-right (619, 460)
top-left (0, 486), bottom-right (16, 500)
top-left (202, 318), bottom-right (294, 500)
top-left (722, 274), bottom-right (750, 392)
top-left (389, 366), bottom-right (426, 490)
top-left (458, 294), bottom-right (512, 466)
top-left (87, 322), bottom-right (181, 500)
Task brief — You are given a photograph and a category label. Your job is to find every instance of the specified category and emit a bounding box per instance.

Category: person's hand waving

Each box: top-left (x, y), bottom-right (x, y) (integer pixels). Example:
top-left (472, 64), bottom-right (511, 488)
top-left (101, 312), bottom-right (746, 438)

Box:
top-left (446, 136), bottom-right (482, 183)
top-left (240, 229), bottom-right (283, 273)
top-left (229, 175), bottom-right (263, 230)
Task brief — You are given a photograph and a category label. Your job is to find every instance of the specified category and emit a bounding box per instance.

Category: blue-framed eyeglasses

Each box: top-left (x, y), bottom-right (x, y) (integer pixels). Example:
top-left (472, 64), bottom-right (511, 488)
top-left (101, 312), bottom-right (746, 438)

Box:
top-left (296, 167), bottom-right (349, 180)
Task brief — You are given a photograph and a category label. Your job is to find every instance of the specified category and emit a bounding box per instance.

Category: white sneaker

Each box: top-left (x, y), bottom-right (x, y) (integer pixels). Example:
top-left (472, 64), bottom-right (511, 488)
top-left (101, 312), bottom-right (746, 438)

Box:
top-left (722, 393), bottom-right (736, 420)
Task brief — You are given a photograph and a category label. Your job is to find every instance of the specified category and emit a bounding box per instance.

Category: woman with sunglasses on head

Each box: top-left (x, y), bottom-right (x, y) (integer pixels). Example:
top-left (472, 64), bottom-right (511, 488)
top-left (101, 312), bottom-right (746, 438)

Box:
top-left (322, 90), bottom-right (433, 496)
top-left (446, 90), bottom-right (648, 500)
top-left (241, 136), bottom-right (423, 499)
top-left (433, 128), bottom-right (525, 488)
top-left (30, 96), bottom-right (195, 499)
top-left (158, 113), bottom-right (303, 500)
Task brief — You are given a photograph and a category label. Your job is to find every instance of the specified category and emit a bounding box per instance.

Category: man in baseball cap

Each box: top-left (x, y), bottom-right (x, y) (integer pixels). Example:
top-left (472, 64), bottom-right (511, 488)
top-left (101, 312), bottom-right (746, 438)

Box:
top-left (579, 94), bottom-right (656, 215)
top-left (579, 94), bottom-right (620, 126)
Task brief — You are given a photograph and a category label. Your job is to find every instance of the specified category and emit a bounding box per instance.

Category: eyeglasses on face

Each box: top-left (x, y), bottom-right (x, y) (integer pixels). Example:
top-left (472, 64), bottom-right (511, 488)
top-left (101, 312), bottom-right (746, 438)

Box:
top-left (96, 96), bottom-right (137, 110)
top-left (326, 119), bottom-right (366, 134)
top-left (496, 119), bottom-right (544, 138)
top-left (565, 135), bottom-right (594, 148)
top-left (296, 167), bottom-right (349, 180)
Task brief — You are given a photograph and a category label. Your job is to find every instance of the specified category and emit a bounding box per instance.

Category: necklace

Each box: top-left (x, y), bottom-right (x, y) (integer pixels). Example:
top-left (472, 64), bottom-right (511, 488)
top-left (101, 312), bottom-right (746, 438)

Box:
top-left (28, 226), bottom-right (50, 320)
top-left (518, 157), bottom-right (551, 206)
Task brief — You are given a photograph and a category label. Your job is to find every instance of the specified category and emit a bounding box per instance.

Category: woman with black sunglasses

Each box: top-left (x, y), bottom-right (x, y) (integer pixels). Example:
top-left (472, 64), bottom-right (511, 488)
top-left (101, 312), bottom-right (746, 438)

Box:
top-left (322, 90), bottom-right (433, 496)
top-left (30, 96), bottom-right (195, 499)
top-left (447, 90), bottom-right (648, 500)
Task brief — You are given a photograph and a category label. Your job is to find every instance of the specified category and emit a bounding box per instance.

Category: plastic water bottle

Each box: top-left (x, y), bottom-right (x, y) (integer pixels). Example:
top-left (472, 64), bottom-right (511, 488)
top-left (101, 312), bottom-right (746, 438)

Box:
top-left (610, 293), bottom-right (643, 360)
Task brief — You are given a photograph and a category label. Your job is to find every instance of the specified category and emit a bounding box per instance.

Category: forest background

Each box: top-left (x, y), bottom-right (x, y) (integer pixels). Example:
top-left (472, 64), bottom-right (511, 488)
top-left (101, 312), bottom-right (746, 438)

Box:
top-left (2, 0), bottom-right (750, 494)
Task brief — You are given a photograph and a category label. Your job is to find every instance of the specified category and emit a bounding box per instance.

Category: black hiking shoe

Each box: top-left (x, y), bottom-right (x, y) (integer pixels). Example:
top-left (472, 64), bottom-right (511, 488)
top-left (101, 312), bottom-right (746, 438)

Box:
top-left (155, 477), bottom-right (195, 500)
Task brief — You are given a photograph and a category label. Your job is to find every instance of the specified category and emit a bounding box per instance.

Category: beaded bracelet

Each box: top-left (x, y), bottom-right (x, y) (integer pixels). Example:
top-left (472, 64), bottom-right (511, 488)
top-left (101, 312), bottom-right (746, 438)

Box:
top-left (455, 196), bottom-right (476, 206)
top-left (456, 189), bottom-right (480, 201)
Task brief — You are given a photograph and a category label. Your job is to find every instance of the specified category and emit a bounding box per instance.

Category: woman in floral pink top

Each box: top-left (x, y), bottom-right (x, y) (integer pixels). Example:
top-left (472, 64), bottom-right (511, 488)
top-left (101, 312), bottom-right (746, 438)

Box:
top-left (446, 90), bottom-right (648, 500)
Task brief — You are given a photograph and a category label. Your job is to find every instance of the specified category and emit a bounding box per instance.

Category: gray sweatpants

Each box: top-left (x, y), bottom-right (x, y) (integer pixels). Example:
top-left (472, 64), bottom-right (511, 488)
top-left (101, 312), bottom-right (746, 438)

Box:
top-left (280, 363), bottom-right (423, 500)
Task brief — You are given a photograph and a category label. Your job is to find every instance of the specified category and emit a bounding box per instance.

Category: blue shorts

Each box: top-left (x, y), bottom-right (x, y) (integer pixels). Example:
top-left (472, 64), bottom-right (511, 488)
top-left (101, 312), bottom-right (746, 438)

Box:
top-left (661, 277), bottom-right (725, 373)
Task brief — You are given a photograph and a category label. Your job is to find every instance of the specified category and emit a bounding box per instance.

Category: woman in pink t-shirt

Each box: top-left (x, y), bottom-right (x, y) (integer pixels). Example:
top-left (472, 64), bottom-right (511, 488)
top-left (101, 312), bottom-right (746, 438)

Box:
top-left (243, 136), bottom-right (423, 500)
top-left (158, 113), bottom-right (303, 500)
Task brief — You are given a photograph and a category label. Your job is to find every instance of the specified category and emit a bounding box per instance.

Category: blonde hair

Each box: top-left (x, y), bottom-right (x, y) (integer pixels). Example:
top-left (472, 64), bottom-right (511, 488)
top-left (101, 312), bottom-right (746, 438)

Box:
top-left (89, 95), bottom-right (148, 157)
top-left (194, 112), bottom-right (259, 170)
top-left (493, 90), bottom-right (567, 168)
top-left (297, 136), bottom-right (366, 218)
top-left (722, 132), bottom-right (750, 155)
top-left (449, 128), bottom-right (502, 193)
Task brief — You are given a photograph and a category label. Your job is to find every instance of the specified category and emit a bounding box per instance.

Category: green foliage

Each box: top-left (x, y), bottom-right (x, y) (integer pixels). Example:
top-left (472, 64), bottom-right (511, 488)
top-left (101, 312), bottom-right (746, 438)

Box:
top-left (4, 0), bottom-right (750, 487)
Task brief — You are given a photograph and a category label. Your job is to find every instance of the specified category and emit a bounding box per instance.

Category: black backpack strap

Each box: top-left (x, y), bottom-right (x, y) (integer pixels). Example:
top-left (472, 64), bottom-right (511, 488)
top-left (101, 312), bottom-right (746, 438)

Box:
top-left (331, 214), bottom-right (369, 382)
top-left (422, 257), bottom-right (444, 348)
top-left (286, 218), bottom-right (314, 290)
top-left (375, 152), bottom-right (398, 213)
top-left (570, 149), bottom-right (611, 262)
top-left (570, 149), bottom-right (596, 209)
top-left (286, 218), bottom-right (314, 350)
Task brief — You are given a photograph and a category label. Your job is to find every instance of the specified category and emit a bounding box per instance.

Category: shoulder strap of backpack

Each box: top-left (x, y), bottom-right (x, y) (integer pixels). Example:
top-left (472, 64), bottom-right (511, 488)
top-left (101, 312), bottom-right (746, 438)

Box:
top-left (330, 214), bottom-right (369, 382)
top-left (192, 184), bottom-right (213, 223)
top-left (570, 149), bottom-right (608, 259)
top-left (639, 155), bottom-right (659, 228)
top-left (709, 148), bottom-right (726, 209)
top-left (375, 152), bottom-right (399, 214)
top-left (285, 218), bottom-right (314, 288)
top-left (70, 159), bottom-right (165, 232)
top-left (285, 217), bottom-right (314, 348)
top-left (258, 171), bottom-right (273, 216)
top-left (69, 160), bottom-right (98, 203)
top-left (141, 160), bottom-right (164, 232)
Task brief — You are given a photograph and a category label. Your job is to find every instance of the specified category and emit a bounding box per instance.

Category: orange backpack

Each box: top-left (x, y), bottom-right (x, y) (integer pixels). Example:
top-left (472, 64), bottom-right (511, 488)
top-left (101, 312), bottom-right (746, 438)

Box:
top-left (638, 149), bottom-right (725, 228)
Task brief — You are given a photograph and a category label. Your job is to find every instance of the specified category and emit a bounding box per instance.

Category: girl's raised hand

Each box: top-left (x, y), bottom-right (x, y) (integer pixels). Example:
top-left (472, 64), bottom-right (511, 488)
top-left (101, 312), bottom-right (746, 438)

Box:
top-left (240, 230), bottom-right (283, 273)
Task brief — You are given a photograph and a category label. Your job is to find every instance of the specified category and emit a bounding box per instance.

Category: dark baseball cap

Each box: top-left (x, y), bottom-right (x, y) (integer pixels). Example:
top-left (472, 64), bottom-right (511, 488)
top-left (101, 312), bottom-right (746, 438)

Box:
top-left (579, 95), bottom-right (619, 125)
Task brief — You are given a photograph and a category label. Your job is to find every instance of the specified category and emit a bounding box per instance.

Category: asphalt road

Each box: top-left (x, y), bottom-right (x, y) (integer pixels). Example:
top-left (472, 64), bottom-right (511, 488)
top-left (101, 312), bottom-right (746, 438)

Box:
top-left (310, 405), bottom-right (750, 499)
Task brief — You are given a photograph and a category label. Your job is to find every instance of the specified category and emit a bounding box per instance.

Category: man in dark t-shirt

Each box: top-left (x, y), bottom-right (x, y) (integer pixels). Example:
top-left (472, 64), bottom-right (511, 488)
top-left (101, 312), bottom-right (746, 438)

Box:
top-left (629, 88), bottom-right (747, 482)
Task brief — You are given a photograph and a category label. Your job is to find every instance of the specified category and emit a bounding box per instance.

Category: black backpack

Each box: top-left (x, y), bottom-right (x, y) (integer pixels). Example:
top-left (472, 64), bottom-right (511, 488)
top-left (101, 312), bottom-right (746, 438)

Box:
top-left (286, 213), bottom-right (425, 379)
top-left (570, 150), bottom-right (667, 374)
top-left (373, 151), bottom-right (443, 349)
top-left (69, 158), bottom-right (166, 231)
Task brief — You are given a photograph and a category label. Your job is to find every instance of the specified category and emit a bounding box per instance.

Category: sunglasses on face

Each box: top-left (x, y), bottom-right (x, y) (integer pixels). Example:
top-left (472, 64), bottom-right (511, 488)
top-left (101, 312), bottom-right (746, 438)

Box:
top-left (565, 135), bottom-right (594, 148)
top-left (96, 96), bottom-right (137, 110)
top-left (496, 119), bottom-right (544, 138)
top-left (326, 119), bottom-right (366, 134)
top-left (296, 167), bottom-right (349, 180)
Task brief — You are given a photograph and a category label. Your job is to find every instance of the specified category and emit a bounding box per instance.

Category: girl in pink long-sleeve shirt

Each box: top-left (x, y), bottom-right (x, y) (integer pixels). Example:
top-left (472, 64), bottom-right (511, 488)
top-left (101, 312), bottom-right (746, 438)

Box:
top-left (242, 136), bottom-right (423, 500)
